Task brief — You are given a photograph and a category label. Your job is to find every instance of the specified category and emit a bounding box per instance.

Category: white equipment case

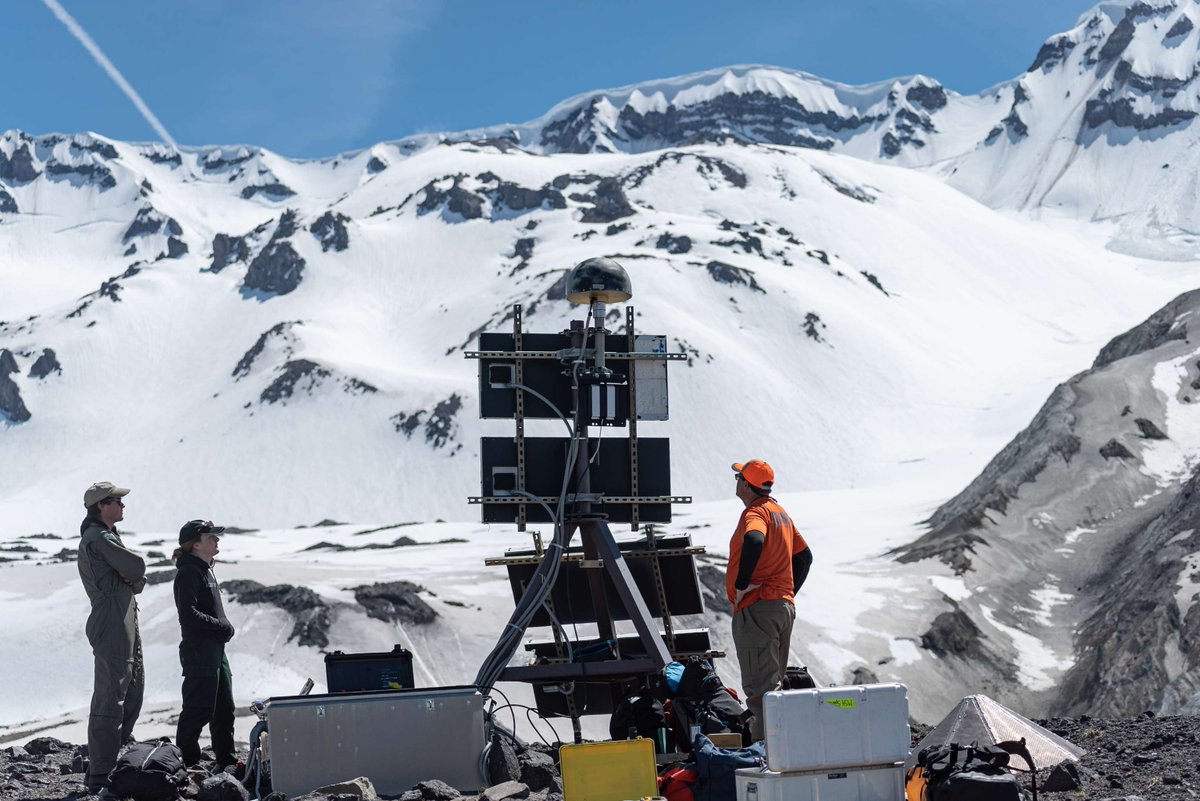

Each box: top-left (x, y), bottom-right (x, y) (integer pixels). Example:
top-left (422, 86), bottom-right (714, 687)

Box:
top-left (762, 683), bottom-right (909, 772)
top-left (736, 762), bottom-right (905, 801)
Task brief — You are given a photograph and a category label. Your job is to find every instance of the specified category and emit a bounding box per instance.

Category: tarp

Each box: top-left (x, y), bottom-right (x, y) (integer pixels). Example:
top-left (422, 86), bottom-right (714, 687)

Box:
top-left (907, 694), bottom-right (1085, 770)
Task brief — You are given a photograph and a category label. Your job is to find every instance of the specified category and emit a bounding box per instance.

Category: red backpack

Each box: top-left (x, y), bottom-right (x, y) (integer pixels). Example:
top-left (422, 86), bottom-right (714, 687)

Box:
top-left (660, 765), bottom-right (699, 801)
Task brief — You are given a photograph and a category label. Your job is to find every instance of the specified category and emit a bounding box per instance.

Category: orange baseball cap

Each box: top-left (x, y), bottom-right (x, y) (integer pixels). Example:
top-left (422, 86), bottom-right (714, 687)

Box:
top-left (732, 459), bottom-right (774, 491)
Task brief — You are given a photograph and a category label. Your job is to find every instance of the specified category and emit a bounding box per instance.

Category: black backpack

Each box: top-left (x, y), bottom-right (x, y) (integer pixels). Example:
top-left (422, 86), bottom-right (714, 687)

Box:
top-left (106, 738), bottom-right (188, 801)
top-left (609, 693), bottom-right (666, 741)
top-left (781, 665), bottom-right (816, 690)
top-left (656, 658), bottom-right (748, 753)
top-left (909, 739), bottom-right (1037, 801)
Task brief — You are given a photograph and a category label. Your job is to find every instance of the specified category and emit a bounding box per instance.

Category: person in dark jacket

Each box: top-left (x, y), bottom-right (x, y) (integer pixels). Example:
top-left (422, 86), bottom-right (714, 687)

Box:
top-left (172, 519), bottom-right (236, 768)
top-left (78, 481), bottom-right (146, 793)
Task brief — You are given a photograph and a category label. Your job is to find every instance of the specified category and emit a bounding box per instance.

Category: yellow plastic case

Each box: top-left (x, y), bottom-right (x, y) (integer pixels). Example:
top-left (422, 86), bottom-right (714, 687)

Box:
top-left (559, 739), bottom-right (658, 801)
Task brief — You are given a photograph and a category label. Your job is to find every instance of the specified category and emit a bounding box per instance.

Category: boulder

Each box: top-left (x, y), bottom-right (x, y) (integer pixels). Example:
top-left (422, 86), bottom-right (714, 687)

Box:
top-left (482, 780), bottom-right (530, 801)
top-left (486, 734), bottom-right (521, 785)
top-left (198, 772), bottom-right (251, 801)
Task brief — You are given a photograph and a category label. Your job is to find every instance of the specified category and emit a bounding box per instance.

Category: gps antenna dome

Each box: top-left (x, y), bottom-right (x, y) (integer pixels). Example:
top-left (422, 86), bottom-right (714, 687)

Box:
top-left (564, 257), bottom-right (632, 305)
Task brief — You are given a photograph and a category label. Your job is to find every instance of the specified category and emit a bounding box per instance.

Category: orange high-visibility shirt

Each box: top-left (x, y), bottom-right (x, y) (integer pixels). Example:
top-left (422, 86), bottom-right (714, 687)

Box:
top-left (726, 496), bottom-right (809, 613)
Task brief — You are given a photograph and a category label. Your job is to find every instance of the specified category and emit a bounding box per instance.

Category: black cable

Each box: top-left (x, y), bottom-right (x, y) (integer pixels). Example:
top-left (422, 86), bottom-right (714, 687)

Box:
top-left (488, 685), bottom-right (520, 740)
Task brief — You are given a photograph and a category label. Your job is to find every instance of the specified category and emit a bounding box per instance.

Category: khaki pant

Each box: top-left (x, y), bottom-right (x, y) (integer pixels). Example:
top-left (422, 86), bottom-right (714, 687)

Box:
top-left (87, 632), bottom-right (144, 786)
top-left (732, 599), bottom-right (795, 741)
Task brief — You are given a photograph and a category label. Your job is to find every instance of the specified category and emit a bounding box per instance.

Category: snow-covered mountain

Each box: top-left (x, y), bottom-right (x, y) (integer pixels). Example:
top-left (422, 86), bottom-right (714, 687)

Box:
top-left (421, 1), bottom-right (1200, 258)
top-left (3, 0), bottom-right (1200, 740)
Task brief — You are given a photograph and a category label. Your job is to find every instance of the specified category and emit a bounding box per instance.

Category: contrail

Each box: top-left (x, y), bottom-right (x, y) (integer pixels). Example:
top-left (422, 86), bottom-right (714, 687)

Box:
top-left (38, 0), bottom-right (179, 151)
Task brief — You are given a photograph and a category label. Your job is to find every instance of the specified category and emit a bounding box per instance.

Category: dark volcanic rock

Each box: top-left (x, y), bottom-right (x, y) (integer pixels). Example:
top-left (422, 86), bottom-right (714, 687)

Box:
top-left (233, 321), bottom-right (300, 379)
top-left (241, 182), bottom-right (296, 200)
top-left (573, 177), bottom-right (635, 223)
top-left (211, 233), bottom-right (251, 272)
top-left (540, 89), bottom-right (868, 154)
top-left (352, 581), bottom-right (438, 625)
top-left (244, 241), bottom-right (306, 296)
top-left (260, 359), bottom-right (330, 404)
top-left (1083, 95), bottom-right (1196, 131)
top-left (485, 734), bottom-right (521, 785)
top-left (1099, 438), bottom-right (1135, 459)
top-left (0, 349), bottom-right (31, 423)
top-left (23, 738), bottom-right (72, 756)
top-left (309, 211), bottom-right (351, 252)
top-left (1099, 10), bottom-right (1138, 62)
top-left (655, 232), bottom-right (692, 254)
top-left (165, 237), bottom-right (188, 259)
top-left (1166, 15), bottom-right (1193, 38)
top-left (0, 144), bottom-right (40, 183)
top-left (198, 772), bottom-right (250, 801)
top-left (366, 156), bottom-right (388, 174)
top-left (894, 382), bottom-right (1083, 573)
top-left (1093, 291), bottom-right (1194, 369)
top-left (696, 563), bottom-right (731, 617)
top-left (28, 348), bottom-right (61, 379)
top-left (706, 261), bottom-right (764, 293)
top-left (1134, 418), bottom-right (1167, 440)
top-left (44, 161), bottom-right (116, 189)
top-left (851, 667), bottom-right (880, 685)
top-left (803, 312), bottom-right (826, 343)
top-left (71, 138), bottom-right (119, 159)
top-left (519, 748), bottom-right (562, 794)
top-left (0, 187), bottom-right (17, 213)
top-left (392, 394), bottom-right (463, 450)
top-left (1029, 36), bottom-right (1077, 72)
top-left (1056, 468), bottom-right (1200, 717)
top-left (222, 579), bottom-right (332, 648)
top-left (488, 179), bottom-right (566, 213)
top-left (404, 779), bottom-right (460, 800)
top-left (123, 206), bottom-right (182, 241)
top-left (1042, 762), bottom-right (1082, 791)
top-left (145, 148), bottom-right (183, 166)
top-left (417, 177), bottom-right (485, 220)
top-left (920, 608), bottom-right (987, 659)
top-left (905, 83), bottom-right (947, 111)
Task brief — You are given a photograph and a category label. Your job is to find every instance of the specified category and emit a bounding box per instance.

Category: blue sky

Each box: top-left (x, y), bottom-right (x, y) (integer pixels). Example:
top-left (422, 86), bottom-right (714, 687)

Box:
top-left (4, 0), bottom-right (1093, 159)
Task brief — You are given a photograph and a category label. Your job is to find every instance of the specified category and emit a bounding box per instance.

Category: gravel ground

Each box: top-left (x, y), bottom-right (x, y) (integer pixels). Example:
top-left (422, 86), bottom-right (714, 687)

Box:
top-left (4, 713), bottom-right (1200, 800)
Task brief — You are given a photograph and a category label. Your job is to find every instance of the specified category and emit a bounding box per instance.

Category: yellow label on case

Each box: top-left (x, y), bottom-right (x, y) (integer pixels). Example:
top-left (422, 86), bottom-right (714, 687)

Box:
top-left (826, 698), bottom-right (857, 709)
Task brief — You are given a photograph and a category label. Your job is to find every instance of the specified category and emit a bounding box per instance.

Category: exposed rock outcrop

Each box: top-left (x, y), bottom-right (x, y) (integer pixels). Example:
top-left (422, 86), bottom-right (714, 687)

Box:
top-left (0, 144), bottom-right (40, 183)
top-left (705, 261), bottom-right (764, 293)
top-left (0, 349), bottom-right (31, 423)
top-left (391, 394), bottom-right (463, 451)
top-left (352, 581), bottom-right (438, 625)
top-left (210, 233), bottom-right (251, 272)
top-left (122, 206), bottom-right (183, 242)
top-left (244, 241), bottom-right (306, 296)
top-left (233, 322), bottom-right (301, 379)
top-left (220, 579), bottom-right (332, 648)
top-left (309, 211), bottom-right (350, 252)
top-left (1056, 467), bottom-right (1200, 717)
top-left (28, 349), bottom-right (61, 379)
top-left (240, 182), bottom-right (296, 200)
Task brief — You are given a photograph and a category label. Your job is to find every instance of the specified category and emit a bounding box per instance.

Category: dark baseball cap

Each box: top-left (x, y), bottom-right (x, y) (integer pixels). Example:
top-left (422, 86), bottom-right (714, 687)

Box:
top-left (179, 519), bottom-right (226, 545)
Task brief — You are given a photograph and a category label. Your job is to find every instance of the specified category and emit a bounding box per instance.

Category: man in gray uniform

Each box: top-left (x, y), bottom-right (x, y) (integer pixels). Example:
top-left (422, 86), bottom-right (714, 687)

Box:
top-left (78, 481), bottom-right (146, 792)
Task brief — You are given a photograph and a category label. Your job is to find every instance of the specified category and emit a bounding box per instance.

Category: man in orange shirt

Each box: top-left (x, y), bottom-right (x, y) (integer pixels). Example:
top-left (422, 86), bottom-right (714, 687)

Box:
top-left (726, 458), bottom-right (813, 741)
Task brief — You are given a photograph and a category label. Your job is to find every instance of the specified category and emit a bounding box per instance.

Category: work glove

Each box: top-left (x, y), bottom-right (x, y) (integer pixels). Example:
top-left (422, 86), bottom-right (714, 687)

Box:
top-left (219, 619), bottom-right (236, 643)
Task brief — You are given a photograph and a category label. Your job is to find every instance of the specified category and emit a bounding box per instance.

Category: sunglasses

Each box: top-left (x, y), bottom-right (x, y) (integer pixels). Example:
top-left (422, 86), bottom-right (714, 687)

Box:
top-left (101, 498), bottom-right (125, 507)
